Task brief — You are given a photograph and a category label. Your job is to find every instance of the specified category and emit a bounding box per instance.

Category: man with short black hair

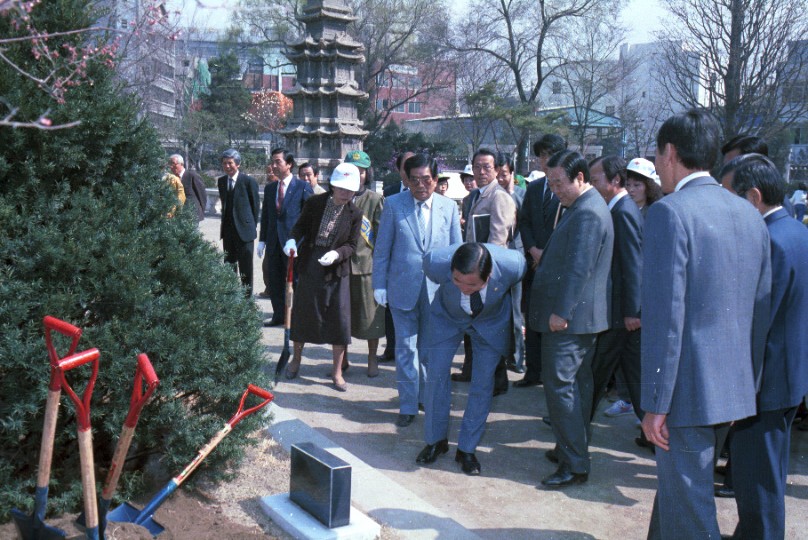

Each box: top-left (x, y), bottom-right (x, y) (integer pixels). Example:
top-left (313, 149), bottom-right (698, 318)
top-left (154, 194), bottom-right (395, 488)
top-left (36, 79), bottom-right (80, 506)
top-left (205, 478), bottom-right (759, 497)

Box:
top-left (258, 148), bottom-right (313, 324)
top-left (298, 162), bottom-right (325, 194)
top-left (723, 154), bottom-right (808, 539)
top-left (416, 242), bottom-right (526, 476)
top-left (642, 110), bottom-right (771, 539)
top-left (218, 149), bottom-right (260, 296)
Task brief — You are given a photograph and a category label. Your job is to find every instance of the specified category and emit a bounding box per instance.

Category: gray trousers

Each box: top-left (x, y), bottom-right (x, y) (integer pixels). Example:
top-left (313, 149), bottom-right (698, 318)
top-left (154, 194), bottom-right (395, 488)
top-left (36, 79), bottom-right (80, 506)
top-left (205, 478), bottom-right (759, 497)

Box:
top-left (541, 332), bottom-right (596, 474)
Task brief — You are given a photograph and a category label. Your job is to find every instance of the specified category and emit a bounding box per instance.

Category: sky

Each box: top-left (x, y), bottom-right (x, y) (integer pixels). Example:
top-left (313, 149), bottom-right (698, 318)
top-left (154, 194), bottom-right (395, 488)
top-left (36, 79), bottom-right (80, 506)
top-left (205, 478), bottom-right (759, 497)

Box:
top-left (169, 0), bottom-right (665, 45)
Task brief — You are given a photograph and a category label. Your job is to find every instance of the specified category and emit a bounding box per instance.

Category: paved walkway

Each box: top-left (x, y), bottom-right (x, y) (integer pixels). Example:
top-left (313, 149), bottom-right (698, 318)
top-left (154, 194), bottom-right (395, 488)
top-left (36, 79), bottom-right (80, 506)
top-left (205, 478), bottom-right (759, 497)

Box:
top-left (200, 215), bottom-right (808, 539)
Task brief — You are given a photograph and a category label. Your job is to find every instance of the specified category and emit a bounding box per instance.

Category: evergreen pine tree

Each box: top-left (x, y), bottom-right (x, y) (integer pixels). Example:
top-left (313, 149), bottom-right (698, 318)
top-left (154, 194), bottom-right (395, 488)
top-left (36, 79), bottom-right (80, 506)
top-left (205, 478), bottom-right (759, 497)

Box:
top-left (0, 0), bottom-right (269, 519)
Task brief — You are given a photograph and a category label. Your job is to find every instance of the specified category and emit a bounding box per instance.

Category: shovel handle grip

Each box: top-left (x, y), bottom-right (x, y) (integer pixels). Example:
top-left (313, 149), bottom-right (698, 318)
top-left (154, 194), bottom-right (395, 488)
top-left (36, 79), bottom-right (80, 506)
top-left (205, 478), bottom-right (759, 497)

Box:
top-left (58, 348), bottom-right (100, 431)
top-left (124, 354), bottom-right (159, 427)
top-left (44, 316), bottom-right (82, 390)
top-left (227, 384), bottom-right (274, 428)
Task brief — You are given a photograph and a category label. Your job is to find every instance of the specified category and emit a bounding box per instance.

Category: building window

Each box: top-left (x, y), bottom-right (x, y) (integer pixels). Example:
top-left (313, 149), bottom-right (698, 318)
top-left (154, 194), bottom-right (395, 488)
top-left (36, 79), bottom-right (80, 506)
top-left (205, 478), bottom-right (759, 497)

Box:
top-left (408, 101), bottom-right (421, 113)
top-left (394, 103), bottom-right (406, 113)
top-left (376, 99), bottom-right (385, 110)
top-left (552, 81), bottom-right (562, 94)
top-left (605, 105), bottom-right (615, 116)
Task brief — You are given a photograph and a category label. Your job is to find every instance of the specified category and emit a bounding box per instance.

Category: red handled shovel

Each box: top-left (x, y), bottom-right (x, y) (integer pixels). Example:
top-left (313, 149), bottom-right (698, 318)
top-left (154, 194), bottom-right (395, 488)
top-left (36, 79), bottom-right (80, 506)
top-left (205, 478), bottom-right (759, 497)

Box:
top-left (58, 348), bottom-right (101, 540)
top-left (76, 353), bottom-right (159, 537)
top-left (106, 384), bottom-right (274, 536)
top-left (12, 316), bottom-right (83, 540)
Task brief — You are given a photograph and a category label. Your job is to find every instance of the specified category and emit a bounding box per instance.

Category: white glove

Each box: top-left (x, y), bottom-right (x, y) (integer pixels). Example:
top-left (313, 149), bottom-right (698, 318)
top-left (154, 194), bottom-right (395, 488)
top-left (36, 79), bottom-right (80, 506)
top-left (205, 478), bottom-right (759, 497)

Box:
top-left (283, 238), bottom-right (297, 257)
top-left (373, 289), bottom-right (387, 307)
top-left (317, 250), bottom-right (339, 266)
top-left (256, 241), bottom-right (265, 258)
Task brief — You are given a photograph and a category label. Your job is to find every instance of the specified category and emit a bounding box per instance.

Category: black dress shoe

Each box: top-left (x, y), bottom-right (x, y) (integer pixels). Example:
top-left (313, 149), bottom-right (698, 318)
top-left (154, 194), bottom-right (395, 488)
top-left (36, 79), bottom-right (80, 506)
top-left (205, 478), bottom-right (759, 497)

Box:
top-left (514, 378), bottom-right (542, 388)
top-left (545, 448), bottom-right (559, 464)
top-left (379, 350), bottom-right (395, 362)
top-left (635, 435), bottom-right (656, 454)
top-left (455, 449), bottom-right (481, 475)
top-left (451, 372), bottom-right (471, 382)
top-left (541, 465), bottom-right (588, 487)
top-left (493, 383), bottom-right (508, 397)
top-left (418, 403), bottom-right (425, 412)
top-left (506, 361), bottom-right (525, 374)
top-left (542, 416), bottom-right (552, 426)
top-left (715, 485), bottom-right (735, 498)
top-left (263, 318), bottom-right (284, 327)
top-left (416, 439), bottom-right (449, 464)
top-left (395, 414), bottom-right (415, 427)
top-left (715, 464), bottom-right (727, 476)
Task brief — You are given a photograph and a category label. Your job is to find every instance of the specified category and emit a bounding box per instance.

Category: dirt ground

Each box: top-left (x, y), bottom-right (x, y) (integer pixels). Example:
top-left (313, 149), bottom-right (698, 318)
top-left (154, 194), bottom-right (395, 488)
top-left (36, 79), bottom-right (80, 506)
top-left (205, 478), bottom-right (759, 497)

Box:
top-left (0, 431), bottom-right (293, 540)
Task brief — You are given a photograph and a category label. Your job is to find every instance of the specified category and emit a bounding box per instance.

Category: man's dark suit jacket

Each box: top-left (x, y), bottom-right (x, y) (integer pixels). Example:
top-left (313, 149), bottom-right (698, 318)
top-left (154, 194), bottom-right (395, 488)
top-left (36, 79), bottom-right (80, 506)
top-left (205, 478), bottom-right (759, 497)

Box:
top-left (759, 207), bottom-right (808, 411)
top-left (520, 178), bottom-right (560, 255)
top-left (383, 182), bottom-right (404, 198)
top-left (529, 187), bottom-right (614, 334)
top-left (217, 172), bottom-right (260, 242)
top-left (181, 169), bottom-right (207, 221)
top-left (259, 178), bottom-right (313, 252)
top-left (608, 194), bottom-right (643, 327)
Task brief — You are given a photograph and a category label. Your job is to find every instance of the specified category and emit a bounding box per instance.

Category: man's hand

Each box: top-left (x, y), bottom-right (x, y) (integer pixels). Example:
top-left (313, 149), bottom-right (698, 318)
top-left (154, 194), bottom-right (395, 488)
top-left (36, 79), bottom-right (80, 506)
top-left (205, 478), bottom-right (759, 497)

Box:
top-left (373, 289), bottom-right (387, 307)
top-left (624, 317), bottom-right (642, 332)
top-left (528, 247), bottom-right (543, 268)
top-left (641, 412), bottom-right (670, 451)
top-left (256, 241), bottom-right (265, 258)
top-left (548, 313), bottom-right (568, 332)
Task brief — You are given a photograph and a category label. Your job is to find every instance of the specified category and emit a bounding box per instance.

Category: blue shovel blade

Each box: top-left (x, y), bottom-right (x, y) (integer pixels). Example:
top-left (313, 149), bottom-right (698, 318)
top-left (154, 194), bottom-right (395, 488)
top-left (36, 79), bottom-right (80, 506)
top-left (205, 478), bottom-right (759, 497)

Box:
top-left (107, 502), bottom-right (165, 536)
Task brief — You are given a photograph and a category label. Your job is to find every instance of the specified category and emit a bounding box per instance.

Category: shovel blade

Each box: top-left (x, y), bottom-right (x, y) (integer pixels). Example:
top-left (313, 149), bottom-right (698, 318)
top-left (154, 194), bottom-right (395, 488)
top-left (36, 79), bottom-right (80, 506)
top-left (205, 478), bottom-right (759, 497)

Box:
top-left (274, 344), bottom-right (291, 385)
top-left (11, 507), bottom-right (68, 540)
top-left (107, 502), bottom-right (165, 536)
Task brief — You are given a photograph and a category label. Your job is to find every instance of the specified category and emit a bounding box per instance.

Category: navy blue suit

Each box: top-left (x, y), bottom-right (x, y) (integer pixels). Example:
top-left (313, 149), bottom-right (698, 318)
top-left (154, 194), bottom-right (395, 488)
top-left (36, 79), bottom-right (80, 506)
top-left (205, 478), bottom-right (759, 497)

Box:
top-left (259, 177), bottom-right (312, 319)
top-left (731, 207), bottom-right (808, 539)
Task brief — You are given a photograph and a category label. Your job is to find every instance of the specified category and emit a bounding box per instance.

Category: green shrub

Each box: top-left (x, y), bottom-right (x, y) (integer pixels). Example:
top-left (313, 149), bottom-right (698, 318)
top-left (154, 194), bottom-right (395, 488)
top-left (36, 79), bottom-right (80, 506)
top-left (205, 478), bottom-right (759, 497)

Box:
top-left (0, 0), bottom-right (270, 521)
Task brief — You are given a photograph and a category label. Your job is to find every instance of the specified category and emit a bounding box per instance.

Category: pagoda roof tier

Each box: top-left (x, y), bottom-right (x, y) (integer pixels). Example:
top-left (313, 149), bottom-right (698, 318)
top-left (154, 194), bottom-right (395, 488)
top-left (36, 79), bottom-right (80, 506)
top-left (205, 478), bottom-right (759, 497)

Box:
top-left (284, 83), bottom-right (368, 98)
top-left (280, 124), bottom-right (369, 136)
top-left (287, 35), bottom-right (364, 52)
top-left (286, 48), bottom-right (365, 63)
top-left (297, 0), bottom-right (357, 24)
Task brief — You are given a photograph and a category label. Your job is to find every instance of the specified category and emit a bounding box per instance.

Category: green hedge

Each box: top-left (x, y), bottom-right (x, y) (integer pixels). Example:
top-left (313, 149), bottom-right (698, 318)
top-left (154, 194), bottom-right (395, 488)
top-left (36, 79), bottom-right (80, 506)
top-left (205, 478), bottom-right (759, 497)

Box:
top-left (0, 0), bottom-right (270, 521)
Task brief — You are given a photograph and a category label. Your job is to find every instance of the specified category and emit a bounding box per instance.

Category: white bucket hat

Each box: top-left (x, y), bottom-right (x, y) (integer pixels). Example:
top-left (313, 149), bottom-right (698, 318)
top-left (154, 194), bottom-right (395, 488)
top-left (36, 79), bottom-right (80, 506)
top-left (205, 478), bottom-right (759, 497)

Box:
top-left (527, 170), bottom-right (546, 182)
top-left (460, 163), bottom-right (474, 177)
top-left (627, 158), bottom-right (661, 186)
top-left (330, 162), bottom-right (361, 192)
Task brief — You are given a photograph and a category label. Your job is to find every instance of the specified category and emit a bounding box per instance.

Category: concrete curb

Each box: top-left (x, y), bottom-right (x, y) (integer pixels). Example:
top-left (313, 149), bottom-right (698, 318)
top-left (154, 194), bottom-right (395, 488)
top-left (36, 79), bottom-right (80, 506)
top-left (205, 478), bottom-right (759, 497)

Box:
top-left (266, 403), bottom-right (481, 539)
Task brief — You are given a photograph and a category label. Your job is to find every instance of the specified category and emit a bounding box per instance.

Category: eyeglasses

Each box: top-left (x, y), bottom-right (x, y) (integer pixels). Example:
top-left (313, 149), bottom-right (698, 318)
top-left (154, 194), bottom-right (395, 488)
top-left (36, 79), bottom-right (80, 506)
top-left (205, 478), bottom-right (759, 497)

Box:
top-left (472, 164), bottom-right (495, 172)
top-left (407, 175), bottom-right (435, 186)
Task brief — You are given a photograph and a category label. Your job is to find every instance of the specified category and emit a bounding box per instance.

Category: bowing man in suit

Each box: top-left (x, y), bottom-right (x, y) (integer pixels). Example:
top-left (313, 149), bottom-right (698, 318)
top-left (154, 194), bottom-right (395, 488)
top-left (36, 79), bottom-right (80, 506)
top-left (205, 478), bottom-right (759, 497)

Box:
top-left (372, 154), bottom-right (462, 427)
top-left (588, 155), bottom-right (644, 423)
top-left (217, 148), bottom-right (260, 296)
top-left (529, 150), bottom-right (614, 488)
top-left (416, 243), bottom-right (526, 475)
top-left (722, 154), bottom-right (808, 540)
top-left (257, 148), bottom-right (313, 326)
top-left (641, 110), bottom-right (771, 540)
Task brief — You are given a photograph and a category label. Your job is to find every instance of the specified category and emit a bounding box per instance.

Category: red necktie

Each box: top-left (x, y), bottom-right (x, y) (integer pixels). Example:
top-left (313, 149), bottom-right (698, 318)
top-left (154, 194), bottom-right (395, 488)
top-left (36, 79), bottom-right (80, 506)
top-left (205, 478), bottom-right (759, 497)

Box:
top-left (277, 180), bottom-right (285, 211)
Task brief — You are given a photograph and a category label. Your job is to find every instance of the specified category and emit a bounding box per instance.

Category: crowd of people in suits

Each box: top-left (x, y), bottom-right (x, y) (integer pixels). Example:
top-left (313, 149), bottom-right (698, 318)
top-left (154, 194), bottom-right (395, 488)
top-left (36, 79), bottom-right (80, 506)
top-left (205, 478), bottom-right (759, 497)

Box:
top-left (204, 105), bottom-right (808, 539)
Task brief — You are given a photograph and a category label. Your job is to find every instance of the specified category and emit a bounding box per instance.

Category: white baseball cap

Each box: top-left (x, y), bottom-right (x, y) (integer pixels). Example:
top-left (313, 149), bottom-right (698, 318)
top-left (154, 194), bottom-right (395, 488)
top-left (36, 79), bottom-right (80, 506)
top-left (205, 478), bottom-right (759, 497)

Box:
top-left (330, 162), bottom-right (361, 191)
top-left (460, 164), bottom-right (474, 177)
top-left (627, 158), bottom-right (661, 186)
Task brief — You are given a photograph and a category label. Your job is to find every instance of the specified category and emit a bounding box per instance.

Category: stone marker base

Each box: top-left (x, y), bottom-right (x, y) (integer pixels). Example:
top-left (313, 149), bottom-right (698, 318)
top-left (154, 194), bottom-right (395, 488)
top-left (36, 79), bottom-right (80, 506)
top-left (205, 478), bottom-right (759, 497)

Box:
top-left (260, 493), bottom-right (381, 540)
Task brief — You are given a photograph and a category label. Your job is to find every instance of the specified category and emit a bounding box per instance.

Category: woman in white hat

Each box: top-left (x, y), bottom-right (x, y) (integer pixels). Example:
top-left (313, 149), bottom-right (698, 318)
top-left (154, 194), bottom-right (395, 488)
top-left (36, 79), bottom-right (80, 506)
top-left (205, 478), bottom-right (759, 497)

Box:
top-left (625, 157), bottom-right (664, 218)
top-left (282, 163), bottom-right (363, 391)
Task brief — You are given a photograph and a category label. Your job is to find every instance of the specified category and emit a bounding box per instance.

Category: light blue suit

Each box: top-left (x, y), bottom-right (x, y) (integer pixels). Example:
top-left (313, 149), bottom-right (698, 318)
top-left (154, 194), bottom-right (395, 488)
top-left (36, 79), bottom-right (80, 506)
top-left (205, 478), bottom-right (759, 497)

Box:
top-left (422, 244), bottom-right (526, 452)
top-left (372, 192), bottom-right (462, 414)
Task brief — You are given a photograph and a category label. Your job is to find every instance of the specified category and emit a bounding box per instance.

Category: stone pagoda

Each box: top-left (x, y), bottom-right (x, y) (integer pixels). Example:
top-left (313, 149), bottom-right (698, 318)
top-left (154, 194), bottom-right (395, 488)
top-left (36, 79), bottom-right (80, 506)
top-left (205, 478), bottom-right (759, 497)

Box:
top-left (280, 0), bottom-right (368, 178)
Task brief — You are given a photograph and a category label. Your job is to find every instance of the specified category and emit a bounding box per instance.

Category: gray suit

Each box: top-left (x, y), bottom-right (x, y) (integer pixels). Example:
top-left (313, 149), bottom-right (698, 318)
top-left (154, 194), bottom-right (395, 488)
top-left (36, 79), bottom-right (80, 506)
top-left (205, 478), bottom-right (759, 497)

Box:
top-left (642, 176), bottom-right (771, 539)
top-left (530, 187), bottom-right (613, 474)
top-left (372, 192), bottom-right (462, 414)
